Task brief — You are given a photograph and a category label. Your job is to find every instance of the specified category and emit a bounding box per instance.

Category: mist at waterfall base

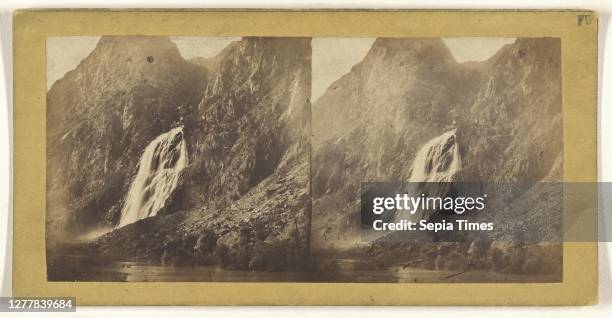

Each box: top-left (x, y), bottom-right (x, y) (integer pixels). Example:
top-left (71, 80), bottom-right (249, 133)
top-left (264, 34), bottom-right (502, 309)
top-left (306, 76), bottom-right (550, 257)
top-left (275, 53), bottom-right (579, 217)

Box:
top-left (357, 129), bottom-right (462, 242)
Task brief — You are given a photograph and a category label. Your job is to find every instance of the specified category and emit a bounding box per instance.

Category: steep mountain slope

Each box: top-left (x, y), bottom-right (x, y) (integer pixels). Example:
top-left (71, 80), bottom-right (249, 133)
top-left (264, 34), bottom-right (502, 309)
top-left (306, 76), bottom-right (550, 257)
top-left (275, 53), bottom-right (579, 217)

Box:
top-left (457, 38), bottom-right (562, 182)
top-left (311, 38), bottom-right (485, 249)
top-left (311, 37), bottom-right (562, 258)
top-left (171, 37), bottom-right (312, 211)
top-left (46, 36), bottom-right (209, 242)
top-left (188, 42), bottom-right (239, 75)
top-left (46, 35), bottom-right (562, 280)
top-left (50, 37), bottom-right (313, 274)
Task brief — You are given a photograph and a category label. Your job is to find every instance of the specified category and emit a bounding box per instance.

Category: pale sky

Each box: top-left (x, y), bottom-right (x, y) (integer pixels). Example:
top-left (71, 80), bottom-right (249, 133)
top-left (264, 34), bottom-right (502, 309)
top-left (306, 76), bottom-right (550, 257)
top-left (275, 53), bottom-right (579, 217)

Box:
top-left (311, 38), bottom-right (376, 102)
top-left (169, 36), bottom-right (240, 60)
top-left (442, 37), bottom-right (516, 63)
top-left (47, 36), bottom-right (101, 90)
top-left (47, 37), bottom-right (516, 94)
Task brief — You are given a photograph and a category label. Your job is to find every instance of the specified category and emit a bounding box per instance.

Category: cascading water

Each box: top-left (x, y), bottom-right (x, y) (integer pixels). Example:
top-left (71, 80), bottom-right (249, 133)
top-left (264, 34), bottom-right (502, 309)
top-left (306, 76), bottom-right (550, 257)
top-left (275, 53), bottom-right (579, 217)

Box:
top-left (117, 126), bottom-right (188, 227)
top-left (409, 129), bottom-right (461, 183)
top-left (393, 129), bottom-right (462, 223)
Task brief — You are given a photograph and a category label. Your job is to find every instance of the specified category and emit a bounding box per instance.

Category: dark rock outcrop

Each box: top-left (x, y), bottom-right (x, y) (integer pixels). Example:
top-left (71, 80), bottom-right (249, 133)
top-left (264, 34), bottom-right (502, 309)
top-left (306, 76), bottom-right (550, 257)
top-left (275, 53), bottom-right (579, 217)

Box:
top-left (176, 37), bottom-right (311, 212)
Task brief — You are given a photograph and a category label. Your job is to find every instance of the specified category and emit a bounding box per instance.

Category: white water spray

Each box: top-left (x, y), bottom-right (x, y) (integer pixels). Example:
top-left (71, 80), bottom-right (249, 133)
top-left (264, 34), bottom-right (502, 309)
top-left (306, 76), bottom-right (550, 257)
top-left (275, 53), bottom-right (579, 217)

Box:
top-left (409, 129), bottom-right (461, 183)
top-left (117, 126), bottom-right (188, 227)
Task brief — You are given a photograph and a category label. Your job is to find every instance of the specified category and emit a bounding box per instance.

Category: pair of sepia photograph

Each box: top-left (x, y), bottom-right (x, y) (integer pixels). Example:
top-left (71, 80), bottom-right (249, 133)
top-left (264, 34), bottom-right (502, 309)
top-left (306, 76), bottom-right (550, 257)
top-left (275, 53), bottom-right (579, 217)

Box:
top-left (45, 35), bottom-right (563, 283)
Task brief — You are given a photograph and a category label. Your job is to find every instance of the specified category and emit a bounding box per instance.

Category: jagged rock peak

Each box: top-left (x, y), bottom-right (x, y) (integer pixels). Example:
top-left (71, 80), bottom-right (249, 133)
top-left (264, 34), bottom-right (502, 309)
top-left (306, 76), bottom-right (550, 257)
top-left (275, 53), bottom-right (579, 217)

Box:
top-left (487, 37), bottom-right (560, 67)
top-left (213, 37), bottom-right (311, 77)
top-left (48, 36), bottom-right (190, 94)
top-left (366, 37), bottom-right (457, 65)
top-left (94, 36), bottom-right (183, 63)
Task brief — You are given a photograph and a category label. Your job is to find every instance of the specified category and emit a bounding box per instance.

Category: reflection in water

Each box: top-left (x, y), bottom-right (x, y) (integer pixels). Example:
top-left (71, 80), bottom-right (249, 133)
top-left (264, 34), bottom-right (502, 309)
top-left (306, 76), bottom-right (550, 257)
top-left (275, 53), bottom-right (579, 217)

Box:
top-left (48, 255), bottom-right (559, 283)
top-left (48, 255), bottom-right (305, 282)
top-left (327, 258), bottom-right (560, 283)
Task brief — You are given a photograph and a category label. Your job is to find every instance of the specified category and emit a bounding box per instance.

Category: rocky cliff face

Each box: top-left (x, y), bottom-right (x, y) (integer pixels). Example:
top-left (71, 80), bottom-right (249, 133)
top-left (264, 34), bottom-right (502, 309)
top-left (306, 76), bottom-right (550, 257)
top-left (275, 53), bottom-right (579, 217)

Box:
top-left (47, 37), bottom-right (312, 273)
top-left (175, 37), bottom-right (311, 212)
top-left (162, 37), bottom-right (312, 270)
top-left (311, 38), bottom-right (562, 252)
top-left (457, 38), bottom-right (562, 182)
top-left (47, 35), bottom-right (562, 278)
top-left (46, 36), bottom-right (208, 241)
top-left (311, 38), bottom-right (485, 248)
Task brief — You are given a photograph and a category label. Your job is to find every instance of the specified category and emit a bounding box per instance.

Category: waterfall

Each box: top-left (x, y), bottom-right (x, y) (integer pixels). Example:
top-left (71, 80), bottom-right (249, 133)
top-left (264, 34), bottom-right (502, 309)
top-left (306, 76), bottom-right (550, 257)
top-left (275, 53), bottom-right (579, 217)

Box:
top-left (117, 126), bottom-right (188, 227)
top-left (393, 129), bottom-right (461, 223)
top-left (409, 129), bottom-right (461, 183)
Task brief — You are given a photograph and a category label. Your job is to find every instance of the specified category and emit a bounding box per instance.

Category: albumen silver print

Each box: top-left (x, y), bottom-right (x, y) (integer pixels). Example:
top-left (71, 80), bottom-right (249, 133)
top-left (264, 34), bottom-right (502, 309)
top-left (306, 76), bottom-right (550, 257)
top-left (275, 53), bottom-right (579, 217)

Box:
top-left (45, 35), bottom-right (562, 283)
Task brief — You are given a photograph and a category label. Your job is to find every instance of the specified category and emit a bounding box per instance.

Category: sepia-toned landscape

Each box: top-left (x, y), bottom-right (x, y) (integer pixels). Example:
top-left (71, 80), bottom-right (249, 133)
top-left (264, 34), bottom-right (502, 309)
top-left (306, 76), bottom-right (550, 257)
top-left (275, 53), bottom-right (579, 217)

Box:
top-left (46, 36), bottom-right (562, 282)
